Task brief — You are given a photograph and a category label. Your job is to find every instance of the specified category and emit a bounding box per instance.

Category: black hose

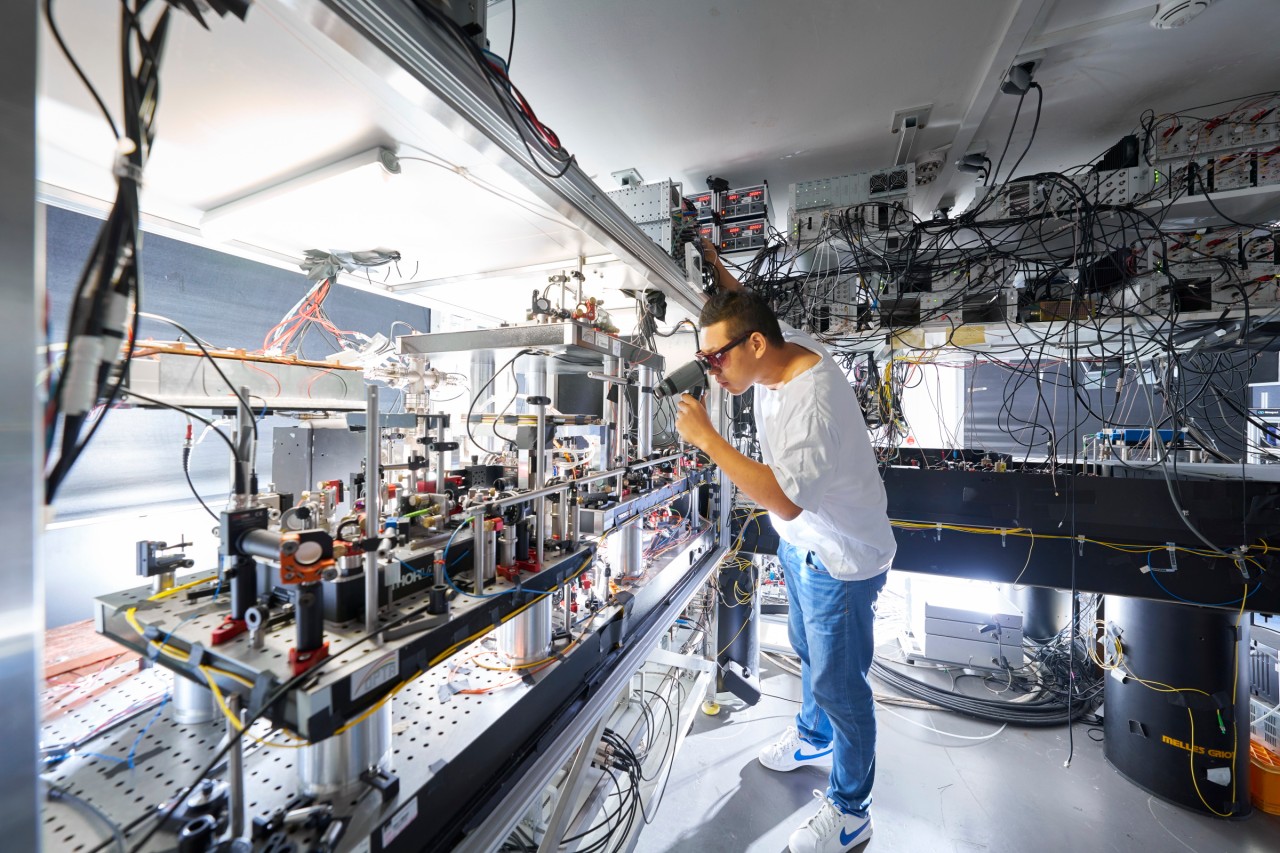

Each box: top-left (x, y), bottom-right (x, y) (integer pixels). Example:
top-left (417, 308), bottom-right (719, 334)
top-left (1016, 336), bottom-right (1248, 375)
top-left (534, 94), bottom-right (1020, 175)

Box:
top-left (871, 660), bottom-right (1095, 726)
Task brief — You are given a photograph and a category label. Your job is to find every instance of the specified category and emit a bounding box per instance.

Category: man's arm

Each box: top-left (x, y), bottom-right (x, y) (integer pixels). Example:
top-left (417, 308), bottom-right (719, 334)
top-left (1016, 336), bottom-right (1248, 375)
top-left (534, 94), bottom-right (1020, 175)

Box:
top-left (701, 239), bottom-right (743, 293)
top-left (701, 433), bottom-right (803, 520)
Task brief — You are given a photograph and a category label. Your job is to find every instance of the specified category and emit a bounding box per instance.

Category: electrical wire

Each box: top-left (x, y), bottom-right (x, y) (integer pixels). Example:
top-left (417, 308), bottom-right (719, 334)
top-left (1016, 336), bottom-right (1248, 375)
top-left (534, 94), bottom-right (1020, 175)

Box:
top-left (465, 348), bottom-right (534, 453)
top-left (46, 785), bottom-right (126, 853)
top-left (45, 0), bottom-right (177, 503)
top-left (873, 700), bottom-right (1009, 741)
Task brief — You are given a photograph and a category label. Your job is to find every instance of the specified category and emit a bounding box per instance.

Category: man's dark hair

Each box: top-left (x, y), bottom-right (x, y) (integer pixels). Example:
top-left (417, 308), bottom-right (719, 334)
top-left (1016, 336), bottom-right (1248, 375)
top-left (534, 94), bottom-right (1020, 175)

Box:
top-left (698, 290), bottom-right (785, 346)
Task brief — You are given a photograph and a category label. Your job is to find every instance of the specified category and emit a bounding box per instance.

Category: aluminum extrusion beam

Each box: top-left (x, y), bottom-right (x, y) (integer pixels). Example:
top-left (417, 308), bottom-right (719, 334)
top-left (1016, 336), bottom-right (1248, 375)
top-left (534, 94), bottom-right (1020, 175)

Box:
top-left (397, 321), bottom-right (663, 370)
top-left (269, 0), bottom-right (705, 317)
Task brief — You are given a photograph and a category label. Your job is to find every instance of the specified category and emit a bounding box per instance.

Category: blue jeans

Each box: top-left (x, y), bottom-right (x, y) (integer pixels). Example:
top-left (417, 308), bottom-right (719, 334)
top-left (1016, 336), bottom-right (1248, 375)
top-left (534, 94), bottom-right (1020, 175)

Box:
top-left (778, 538), bottom-right (887, 817)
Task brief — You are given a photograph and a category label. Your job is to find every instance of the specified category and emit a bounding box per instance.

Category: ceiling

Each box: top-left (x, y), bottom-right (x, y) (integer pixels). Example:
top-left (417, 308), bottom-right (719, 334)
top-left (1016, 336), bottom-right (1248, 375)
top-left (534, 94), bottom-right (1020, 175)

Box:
top-left (485, 0), bottom-right (1280, 210)
top-left (35, 0), bottom-right (1280, 323)
top-left (485, 0), bottom-right (1018, 196)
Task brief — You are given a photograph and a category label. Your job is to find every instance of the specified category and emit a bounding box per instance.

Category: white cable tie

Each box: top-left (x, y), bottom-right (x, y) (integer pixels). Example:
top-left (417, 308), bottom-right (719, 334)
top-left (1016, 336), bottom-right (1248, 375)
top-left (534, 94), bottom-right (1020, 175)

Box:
top-left (113, 151), bottom-right (143, 185)
top-left (62, 335), bottom-right (105, 416)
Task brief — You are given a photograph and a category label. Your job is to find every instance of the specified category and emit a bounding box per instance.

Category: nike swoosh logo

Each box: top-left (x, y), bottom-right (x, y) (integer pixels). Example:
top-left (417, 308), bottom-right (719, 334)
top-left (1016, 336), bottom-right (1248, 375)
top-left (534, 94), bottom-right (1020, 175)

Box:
top-left (840, 822), bottom-right (869, 846)
top-left (793, 747), bottom-right (832, 761)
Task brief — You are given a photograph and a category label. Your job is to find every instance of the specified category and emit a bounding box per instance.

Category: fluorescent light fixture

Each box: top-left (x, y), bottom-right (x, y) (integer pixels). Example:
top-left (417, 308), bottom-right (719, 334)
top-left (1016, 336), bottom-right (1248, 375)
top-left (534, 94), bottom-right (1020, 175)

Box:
top-left (198, 145), bottom-right (591, 286)
top-left (200, 147), bottom-right (402, 244)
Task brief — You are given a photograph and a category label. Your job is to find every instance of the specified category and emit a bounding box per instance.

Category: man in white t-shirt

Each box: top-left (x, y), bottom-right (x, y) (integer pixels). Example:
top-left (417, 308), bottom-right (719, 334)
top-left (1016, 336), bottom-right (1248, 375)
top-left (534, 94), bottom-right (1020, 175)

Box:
top-left (674, 245), bottom-right (895, 853)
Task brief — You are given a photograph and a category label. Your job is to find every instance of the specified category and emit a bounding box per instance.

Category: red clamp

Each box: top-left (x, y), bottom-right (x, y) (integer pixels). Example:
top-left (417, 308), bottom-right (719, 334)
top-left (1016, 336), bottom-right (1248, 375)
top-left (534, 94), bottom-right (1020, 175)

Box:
top-left (322, 479), bottom-right (344, 503)
top-left (211, 617), bottom-right (247, 645)
top-left (289, 642), bottom-right (330, 677)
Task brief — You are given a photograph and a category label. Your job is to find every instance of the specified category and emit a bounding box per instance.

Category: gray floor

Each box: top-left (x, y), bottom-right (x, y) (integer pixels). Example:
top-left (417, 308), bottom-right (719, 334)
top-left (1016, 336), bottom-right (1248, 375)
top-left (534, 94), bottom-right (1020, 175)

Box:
top-left (634, 659), bottom-right (1280, 853)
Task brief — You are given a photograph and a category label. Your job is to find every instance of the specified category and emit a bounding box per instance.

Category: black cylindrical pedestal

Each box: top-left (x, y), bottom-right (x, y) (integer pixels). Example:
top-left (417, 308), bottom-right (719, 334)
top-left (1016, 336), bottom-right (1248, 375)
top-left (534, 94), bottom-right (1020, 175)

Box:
top-left (1002, 584), bottom-right (1071, 642)
top-left (296, 582), bottom-right (324, 652)
top-left (1102, 594), bottom-right (1251, 817)
top-left (427, 584), bottom-right (450, 615)
top-left (229, 555), bottom-right (257, 621)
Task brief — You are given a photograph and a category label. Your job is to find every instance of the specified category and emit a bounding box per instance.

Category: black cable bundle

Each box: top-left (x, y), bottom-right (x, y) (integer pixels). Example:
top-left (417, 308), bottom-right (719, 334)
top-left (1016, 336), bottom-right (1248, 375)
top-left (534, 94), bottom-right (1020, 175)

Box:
top-left (870, 659), bottom-right (1096, 727)
top-left (870, 594), bottom-right (1104, 727)
top-left (43, 0), bottom-right (177, 502)
top-left (408, 0), bottom-right (576, 179)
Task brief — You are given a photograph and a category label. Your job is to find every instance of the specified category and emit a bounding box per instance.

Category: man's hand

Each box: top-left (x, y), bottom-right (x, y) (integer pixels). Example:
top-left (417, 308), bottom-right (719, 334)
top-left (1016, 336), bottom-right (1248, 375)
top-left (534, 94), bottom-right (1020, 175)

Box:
top-left (674, 393), bottom-right (717, 450)
top-left (673, 392), bottom-right (804, 521)
top-left (699, 236), bottom-right (718, 266)
top-left (698, 237), bottom-right (742, 292)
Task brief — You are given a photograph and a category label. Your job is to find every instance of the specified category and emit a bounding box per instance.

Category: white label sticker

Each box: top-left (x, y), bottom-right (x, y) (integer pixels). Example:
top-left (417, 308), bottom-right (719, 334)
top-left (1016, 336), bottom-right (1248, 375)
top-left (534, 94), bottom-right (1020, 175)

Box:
top-left (382, 798), bottom-right (419, 847)
top-left (351, 650), bottom-right (400, 701)
top-left (612, 339), bottom-right (622, 356)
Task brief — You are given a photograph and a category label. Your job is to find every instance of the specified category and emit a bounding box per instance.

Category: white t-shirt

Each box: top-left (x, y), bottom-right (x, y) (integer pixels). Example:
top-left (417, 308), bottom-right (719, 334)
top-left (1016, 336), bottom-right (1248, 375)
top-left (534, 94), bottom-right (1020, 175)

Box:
top-left (753, 325), bottom-right (896, 580)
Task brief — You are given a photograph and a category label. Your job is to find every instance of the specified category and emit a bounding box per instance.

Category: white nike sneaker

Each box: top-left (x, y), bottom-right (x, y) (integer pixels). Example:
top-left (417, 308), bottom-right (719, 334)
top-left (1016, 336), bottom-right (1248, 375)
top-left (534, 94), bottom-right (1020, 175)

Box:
top-left (758, 725), bottom-right (833, 772)
top-left (787, 790), bottom-right (872, 853)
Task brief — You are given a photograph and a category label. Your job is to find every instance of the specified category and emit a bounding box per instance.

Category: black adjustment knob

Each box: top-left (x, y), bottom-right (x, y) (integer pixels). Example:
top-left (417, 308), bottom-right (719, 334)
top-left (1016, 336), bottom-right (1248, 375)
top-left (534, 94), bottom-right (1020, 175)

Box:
top-left (427, 441), bottom-right (460, 452)
top-left (428, 584), bottom-right (450, 615)
top-left (178, 814), bottom-right (218, 853)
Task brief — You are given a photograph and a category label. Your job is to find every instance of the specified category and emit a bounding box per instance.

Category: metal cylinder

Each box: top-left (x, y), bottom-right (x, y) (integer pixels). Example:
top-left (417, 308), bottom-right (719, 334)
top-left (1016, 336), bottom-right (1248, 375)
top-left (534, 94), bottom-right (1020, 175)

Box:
top-left (636, 365), bottom-right (654, 456)
top-left (553, 501), bottom-right (568, 542)
top-left (239, 528), bottom-right (292, 561)
top-left (365, 385), bottom-right (381, 641)
top-left (435, 417), bottom-right (448, 496)
top-left (614, 362), bottom-right (629, 471)
top-left (171, 674), bottom-right (218, 726)
top-left (562, 578), bottom-right (573, 633)
top-left (533, 353), bottom-right (549, 569)
top-left (486, 528), bottom-right (498, 584)
top-left (297, 703), bottom-right (393, 797)
top-left (568, 501), bottom-right (581, 548)
top-left (534, 499), bottom-right (546, 566)
top-left (526, 355), bottom-right (548, 400)
top-left (499, 526), bottom-right (516, 567)
top-left (704, 584), bottom-right (721, 706)
top-left (151, 572), bottom-right (175, 597)
top-left (602, 356), bottom-right (618, 464)
top-left (227, 694), bottom-right (246, 840)
top-left (432, 549), bottom-right (445, 587)
top-left (619, 523), bottom-right (643, 578)
top-left (497, 598), bottom-right (552, 666)
top-left (471, 519), bottom-right (487, 588)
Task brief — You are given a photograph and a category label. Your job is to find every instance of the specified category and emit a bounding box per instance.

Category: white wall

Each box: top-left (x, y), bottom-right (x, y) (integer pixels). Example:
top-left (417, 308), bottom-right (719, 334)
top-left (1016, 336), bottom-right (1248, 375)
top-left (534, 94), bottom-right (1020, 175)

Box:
top-left (44, 504), bottom-right (223, 628)
top-left (898, 361), bottom-right (966, 449)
